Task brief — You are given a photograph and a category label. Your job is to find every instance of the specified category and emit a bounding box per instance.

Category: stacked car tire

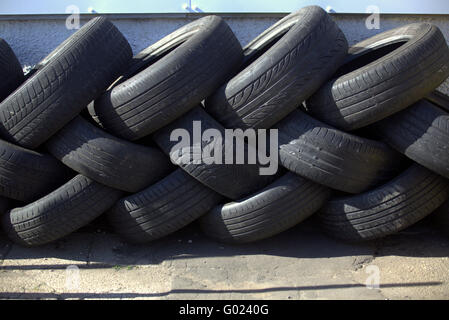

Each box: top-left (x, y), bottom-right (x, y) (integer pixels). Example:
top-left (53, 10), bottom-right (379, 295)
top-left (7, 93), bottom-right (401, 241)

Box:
top-left (1, 6), bottom-right (449, 247)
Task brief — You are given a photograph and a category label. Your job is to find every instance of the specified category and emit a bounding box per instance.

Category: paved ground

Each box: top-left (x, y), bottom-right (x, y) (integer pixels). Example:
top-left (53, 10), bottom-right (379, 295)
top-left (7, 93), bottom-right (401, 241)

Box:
top-left (0, 216), bottom-right (448, 300)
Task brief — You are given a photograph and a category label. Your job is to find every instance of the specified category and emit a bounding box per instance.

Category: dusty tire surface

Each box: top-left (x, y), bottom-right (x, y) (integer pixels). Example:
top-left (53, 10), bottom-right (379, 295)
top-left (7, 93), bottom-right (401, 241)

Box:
top-left (108, 169), bottom-right (223, 244)
top-left (2, 175), bottom-right (123, 246)
top-left (319, 164), bottom-right (449, 241)
top-left (0, 38), bottom-right (24, 102)
top-left (306, 23), bottom-right (449, 130)
top-left (375, 95), bottom-right (449, 179)
top-left (45, 116), bottom-right (172, 192)
top-left (90, 15), bottom-right (243, 141)
top-left (0, 196), bottom-right (10, 215)
top-left (200, 172), bottom-right (331, 244)
top-left (153, 106), bottom-right (276, 200)
top-left (431, 199), bottom-right (449, 234)
top-left (277, 110), bottom-right (402, 193)
top-left (0, 139), bottom-right (72, 202)
top-left (426, 90), bottom-right (449, 113)
top-left (205, 6), bottom-right (348, 129)
top-left (0, 17), bottom-right (133, 149)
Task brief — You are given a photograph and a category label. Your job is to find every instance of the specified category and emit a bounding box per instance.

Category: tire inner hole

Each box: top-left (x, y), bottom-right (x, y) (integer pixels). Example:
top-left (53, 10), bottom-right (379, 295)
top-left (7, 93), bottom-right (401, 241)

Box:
top-left (241, 29), bottom-right (290, 69)
top-left (334, 41), bottom-right (407, 77)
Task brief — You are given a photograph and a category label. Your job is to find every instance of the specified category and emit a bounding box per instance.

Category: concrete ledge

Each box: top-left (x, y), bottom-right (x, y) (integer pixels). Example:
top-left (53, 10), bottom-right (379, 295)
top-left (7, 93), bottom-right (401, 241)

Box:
top-left (0, 12), bottom-right (448, 21)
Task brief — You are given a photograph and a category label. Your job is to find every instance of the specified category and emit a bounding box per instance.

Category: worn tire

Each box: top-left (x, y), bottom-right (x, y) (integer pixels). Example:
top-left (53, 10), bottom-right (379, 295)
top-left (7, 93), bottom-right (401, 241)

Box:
top-left (205, 6), bottom-right (348, 129)
top-left (319, 164), bottom-right (449, 241)
top-left (0, 39), bottom-right (24, 102)
top-left (430, 199), bottom-right (449, 234)
top-left (277, 110), bottom-right (402, 194)
top-left (375, 94), bottom-right (449, 179)
top-left (436, 78), bottom-right (449, 97)
top-left (153, 106), bottom-right (275, 199)
top-left (426, 90), bottom-right (449, 113)
top-left (306, 23), bottom-right (449, 130)
top-left (0, 17), bottom-right (132, 149)
top-left (89, 15), bottom-right (243, 141)
top-left (0, 196), bottom-right (10, 215)
top-left (200, 172), bottom-right (331, 244)
top-left (45, 116), bottom-right (172, 192)
top-left (2, 175), bottom-right (123, 246)
top-left (108, 169), bottom-right (223, 243)
top-left (0, 139), bottom-right (72, 202)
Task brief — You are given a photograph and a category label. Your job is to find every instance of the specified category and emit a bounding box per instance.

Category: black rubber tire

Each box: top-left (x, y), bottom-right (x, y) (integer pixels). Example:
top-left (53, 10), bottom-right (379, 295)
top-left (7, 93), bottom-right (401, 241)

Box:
top-left (426, 90), bottom-right (449, 113)
top-left (2, 175), bottom-right (123, 246)
top-left (277, 110), bottom-right (402, 194)
top-left (205, 6), bottom-right (348, 129)
top-left (374, 95), bottom-right (449, 179)
top-left (45, 116), bottom-right (172, 193)
top-left (0, 39), bottom-right (24, 102)
top-left (430, 199), bottom-right (449, 234)
top-left (153, 106), bottom-right (275, 200)
top-left (108, 169), bottom-right (223, 244)
top-left (0, 138), bottom-right (72, 202)
top-left (319, 164), bottom-right (449, 241)
top-left (89, 15), bottom-right (243, 141)
top-left (306, 23), bottom-right (449, 131)
top-left (436, 78), bottom-right (449, 97)
top-left (199, 172), bottom-right (331, 244)
top-left (0, 196), bottom-right (10, 215)
top-left (0, 17), bottom-right (132, 149)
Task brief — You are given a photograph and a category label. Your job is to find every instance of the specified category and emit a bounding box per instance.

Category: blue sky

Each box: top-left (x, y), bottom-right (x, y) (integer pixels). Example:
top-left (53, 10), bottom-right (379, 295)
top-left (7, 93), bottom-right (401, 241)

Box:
top-left (1, 0), bottom-right (449, 14)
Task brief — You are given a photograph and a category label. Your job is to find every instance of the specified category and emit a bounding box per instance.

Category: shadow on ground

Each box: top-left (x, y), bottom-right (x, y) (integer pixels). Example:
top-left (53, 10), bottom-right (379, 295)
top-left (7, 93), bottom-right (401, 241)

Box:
top-left (1, 214), bottom-right (448, 271)
top-left (0, 281), bottom-right (442, 299)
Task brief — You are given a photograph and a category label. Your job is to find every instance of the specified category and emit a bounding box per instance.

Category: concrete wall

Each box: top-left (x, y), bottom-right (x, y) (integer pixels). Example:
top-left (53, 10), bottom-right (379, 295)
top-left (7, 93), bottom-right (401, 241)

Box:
top-left (0, 12), bottom-right (448, 93)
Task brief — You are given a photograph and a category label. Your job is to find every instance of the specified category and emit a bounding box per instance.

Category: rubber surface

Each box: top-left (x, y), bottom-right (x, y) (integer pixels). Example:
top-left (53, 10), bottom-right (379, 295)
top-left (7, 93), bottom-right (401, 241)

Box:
top-left (430, 199), bottom-right (449, 234)
top-left (306, 23), bottom-right (449, 130)
top-left (277, 110), bottom-right (402, 193)
top-left (108, 169), bottom-right (223, 243)
top-left (205, 6), bottom-right (348, 129)
top-left (0, 38), bottom-right (24, 102)
top-left (0, 138), bottom-right (72, 202)
top-left (153, 106), bottom-right (276, 200)
top-left (319, 164), bottom-right (449, 241)
top-left (200, 172), bottom-right (331, 243)
top-left (375, 95), bottom-right (449, 179)
top-left (89, 15), bottom-right (243, 141)
top-left (0, 196), bottom-right (10, 215)
top-left (2, 175), bottom-right (123, 246)
top-left (0, 17), bottom-right (133, 149)
top-left (46, 116), bottom-right (172, 192)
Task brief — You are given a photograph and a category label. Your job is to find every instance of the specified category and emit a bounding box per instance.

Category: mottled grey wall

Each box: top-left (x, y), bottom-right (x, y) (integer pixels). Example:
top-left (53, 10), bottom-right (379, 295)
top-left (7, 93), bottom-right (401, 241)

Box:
top-left (0, 13), bottom-right (448, 92)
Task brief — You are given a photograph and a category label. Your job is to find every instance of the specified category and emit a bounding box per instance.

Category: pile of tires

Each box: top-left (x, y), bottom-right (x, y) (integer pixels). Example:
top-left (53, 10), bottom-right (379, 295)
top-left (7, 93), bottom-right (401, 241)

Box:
top-left (0, 6), bottom-right (449, 247)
